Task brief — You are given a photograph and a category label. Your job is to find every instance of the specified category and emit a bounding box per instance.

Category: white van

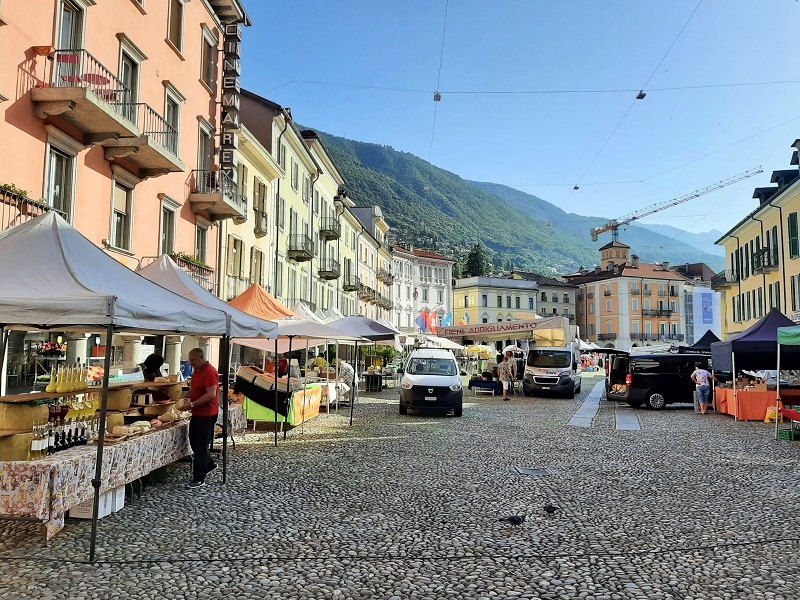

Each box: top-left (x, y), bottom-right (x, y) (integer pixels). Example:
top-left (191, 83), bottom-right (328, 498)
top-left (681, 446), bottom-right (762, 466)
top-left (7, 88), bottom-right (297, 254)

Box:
top-left (399, 348), bottom-right (463, 416)
top-left (522, 343), bottom-right (582, 398)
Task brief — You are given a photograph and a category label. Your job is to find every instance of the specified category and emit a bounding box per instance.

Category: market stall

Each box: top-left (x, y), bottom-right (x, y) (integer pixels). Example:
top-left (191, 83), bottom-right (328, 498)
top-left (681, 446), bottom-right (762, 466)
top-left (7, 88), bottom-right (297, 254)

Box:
top-left (678, 329), bottom-right (721, 353)
top-left (0, 213), bottom-right (275, 560)
top-left (710, 309), bottom-right (800, 421)
top-left (774, 324), bottom-right (800, 439)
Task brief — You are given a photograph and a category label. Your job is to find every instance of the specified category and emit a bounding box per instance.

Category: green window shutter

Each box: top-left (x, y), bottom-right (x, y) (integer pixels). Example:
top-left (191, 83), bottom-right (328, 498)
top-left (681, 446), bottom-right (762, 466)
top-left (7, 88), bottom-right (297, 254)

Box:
top-left (226, 234), bottom-right (235, 276)
top-left (789, 213), bottom-right (799, 258)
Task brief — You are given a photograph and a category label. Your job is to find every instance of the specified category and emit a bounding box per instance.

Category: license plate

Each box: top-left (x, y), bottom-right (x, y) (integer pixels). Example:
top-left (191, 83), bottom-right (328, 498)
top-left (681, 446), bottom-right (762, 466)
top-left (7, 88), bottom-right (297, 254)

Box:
top-left (424, 396), bottom-right (437, 401)
top-left (541, 387), bottom-right (550, 390)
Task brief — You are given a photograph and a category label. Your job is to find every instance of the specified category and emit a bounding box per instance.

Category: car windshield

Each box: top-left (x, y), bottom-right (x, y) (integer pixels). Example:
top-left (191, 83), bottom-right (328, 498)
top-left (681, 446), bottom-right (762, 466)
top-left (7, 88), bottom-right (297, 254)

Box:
top-left (527, 350), bottom-right (571, 368)
top-left (406, 358), bottom-right (457, 376)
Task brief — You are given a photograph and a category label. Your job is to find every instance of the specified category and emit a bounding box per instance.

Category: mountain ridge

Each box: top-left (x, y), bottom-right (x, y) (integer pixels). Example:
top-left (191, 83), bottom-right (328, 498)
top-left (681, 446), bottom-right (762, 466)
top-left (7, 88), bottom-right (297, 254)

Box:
top-left (311, 130), bottom-right (724, 273)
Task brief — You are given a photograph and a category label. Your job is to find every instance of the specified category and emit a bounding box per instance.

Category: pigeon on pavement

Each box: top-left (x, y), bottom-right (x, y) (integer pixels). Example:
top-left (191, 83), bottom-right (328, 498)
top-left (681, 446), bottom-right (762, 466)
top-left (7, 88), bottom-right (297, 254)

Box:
top-left (498, 514), bottom-right (526, 526)
top-left (544, 503), bottom-right (559, 515)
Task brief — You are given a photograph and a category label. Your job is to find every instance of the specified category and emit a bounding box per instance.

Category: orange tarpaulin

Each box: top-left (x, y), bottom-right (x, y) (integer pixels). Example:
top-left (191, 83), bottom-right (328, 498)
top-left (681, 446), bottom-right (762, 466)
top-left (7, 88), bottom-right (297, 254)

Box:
top-left (715, 387), bottom-right (800, 421)
top-left (228, 284), bottom-right (293, 321)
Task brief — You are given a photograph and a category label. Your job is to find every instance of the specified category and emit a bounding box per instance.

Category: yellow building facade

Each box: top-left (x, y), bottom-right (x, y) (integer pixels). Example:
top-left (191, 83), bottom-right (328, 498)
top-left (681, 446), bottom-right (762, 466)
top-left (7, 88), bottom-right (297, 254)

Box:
top-left (716, 162), bottom-right (800, 335)
top-left (452, 276), bottom-right (539, 327)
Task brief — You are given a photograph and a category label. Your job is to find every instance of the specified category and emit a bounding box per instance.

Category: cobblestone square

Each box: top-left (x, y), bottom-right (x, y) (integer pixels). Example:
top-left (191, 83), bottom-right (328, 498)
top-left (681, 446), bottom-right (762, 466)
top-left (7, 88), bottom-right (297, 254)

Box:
top-left (1, 374), bottom-right (799, 599)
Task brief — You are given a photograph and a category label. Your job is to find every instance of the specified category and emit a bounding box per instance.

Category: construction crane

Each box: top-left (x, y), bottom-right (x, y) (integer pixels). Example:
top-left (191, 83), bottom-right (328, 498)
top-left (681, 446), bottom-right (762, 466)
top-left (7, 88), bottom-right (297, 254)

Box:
top-left (590, 167), bottom-right (764, 242)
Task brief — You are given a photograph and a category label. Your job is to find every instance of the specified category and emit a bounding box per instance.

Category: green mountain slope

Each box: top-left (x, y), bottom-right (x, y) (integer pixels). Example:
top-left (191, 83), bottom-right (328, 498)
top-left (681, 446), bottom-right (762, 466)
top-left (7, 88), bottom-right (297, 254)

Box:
top-left (313, 130), bottom-right (724, 273)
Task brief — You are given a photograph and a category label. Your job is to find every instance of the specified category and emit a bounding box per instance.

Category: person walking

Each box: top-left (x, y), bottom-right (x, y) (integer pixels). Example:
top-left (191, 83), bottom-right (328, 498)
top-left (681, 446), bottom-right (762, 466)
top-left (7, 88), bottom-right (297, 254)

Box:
top-left (690, 362), bottom-right (716, 415)
top-left (499, 351), bottom-right (516, 402)
top-left (183, 348), bottom-right (219, 489)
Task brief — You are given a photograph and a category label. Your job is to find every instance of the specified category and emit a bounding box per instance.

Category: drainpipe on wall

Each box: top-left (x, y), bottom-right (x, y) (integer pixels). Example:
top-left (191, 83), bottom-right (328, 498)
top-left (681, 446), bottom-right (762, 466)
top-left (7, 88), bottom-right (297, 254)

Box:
top-left (272, 114), bottom-right (290, 299)
top-left (308, 169), bottom-right (319, 309)
top-left (751, 216), bottom-right (767, 316)
top-left (767, 197), bottom-right (788, 311)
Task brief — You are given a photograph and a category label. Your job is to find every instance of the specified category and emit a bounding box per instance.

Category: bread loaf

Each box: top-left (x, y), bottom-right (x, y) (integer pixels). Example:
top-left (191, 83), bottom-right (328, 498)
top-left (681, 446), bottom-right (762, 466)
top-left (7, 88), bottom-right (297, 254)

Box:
top-left (158, 412), bottom-right (176, 423)
top-left (112, 425), bottom-right (133, 436)
top-left (175, 398), bottom-right (191, 411)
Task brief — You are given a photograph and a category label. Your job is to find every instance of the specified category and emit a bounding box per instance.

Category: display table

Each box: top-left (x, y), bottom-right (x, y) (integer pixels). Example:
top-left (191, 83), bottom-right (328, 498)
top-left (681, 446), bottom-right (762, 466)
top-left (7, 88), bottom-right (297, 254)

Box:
top-left (715, 388), bottom-right (800, 421)
top-left (468, 379), bottom-right (502, 396)
top-left (0, 421), bottom-right (189, 539)
top-left (243, 385), bottom-right (322, 428)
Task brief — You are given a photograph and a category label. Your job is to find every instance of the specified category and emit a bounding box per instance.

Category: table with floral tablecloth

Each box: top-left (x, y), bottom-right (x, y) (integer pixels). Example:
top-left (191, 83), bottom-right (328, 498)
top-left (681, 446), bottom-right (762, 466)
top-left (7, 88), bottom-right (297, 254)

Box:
top-left (0, 421), bottom-right (190, 539)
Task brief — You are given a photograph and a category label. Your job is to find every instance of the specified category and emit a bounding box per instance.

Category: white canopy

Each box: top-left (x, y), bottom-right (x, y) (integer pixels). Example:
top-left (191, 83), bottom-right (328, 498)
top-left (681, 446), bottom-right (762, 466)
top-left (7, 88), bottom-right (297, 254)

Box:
top-left (233, 318), bottom-right (366, 353)
top-left (0, 213), bottom-right (228, 334)
top-left (290, 302), bottom-right (325, 324)
top-left (319, 306), bottom-right (346, 324)
top-left (138, 255), bottom-right (277, 338)
top-left (420, 335), bottom-right (465, 351)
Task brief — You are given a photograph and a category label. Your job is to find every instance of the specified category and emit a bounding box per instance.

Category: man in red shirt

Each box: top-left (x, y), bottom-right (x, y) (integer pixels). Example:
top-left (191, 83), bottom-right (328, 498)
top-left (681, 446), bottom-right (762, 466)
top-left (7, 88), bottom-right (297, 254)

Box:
top-left (183, 348), bottom-right (219, 489)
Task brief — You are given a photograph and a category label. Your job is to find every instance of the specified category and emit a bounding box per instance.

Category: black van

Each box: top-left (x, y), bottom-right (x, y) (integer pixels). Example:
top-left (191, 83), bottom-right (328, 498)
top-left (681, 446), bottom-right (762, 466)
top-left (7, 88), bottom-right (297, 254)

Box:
top-left (605, 353), bottom-right (710, 410)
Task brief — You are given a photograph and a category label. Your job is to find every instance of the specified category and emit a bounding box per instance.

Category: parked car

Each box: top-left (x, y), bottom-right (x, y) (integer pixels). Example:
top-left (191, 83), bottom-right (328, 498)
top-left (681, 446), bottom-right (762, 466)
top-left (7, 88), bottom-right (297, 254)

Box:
top-left (399, 348), bottom-right (463, 416)
top-left (605, 352), bottom-right (710, 410)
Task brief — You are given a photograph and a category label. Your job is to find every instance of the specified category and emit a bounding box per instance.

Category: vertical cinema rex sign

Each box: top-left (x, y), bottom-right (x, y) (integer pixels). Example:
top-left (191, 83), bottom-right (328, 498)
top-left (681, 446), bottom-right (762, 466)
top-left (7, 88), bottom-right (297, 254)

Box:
top-left (220, 24), bottom-right (241, 185)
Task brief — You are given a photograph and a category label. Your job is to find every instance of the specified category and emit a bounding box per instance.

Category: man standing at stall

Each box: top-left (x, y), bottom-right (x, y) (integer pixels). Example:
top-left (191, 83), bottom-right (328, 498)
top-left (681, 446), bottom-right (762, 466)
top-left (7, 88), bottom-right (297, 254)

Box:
top-left (184, 348), bottom-right (219, 489)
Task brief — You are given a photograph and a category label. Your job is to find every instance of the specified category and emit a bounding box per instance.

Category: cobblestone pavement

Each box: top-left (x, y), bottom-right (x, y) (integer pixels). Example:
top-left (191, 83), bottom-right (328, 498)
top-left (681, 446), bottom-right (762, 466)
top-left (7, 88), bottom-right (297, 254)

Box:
top-left (2, 374), bottom-right (800, 599)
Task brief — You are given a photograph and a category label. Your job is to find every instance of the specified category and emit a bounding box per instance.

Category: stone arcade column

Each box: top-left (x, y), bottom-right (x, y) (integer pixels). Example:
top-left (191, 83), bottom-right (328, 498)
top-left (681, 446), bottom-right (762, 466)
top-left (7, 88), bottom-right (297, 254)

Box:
top-left (121, 336), bottom-right (145, 370)
top-left (164, 335), bottom-right (184, 379)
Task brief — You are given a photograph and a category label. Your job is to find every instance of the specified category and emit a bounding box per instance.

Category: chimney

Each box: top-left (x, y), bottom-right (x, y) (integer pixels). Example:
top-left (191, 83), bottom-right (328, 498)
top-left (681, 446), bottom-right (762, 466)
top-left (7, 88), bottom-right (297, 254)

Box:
top-left (662, 261), bottom-right (670, 270)
top-left (631, 255), bottom-right (639, 268)
top-left (594, 266), bottom-right (601, 274)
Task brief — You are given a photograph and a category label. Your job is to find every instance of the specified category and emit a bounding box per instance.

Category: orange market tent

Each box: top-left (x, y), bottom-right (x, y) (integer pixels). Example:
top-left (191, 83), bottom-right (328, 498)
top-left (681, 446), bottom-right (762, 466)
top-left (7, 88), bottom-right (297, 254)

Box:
top-left (228, 284), bottom-right (293, 320)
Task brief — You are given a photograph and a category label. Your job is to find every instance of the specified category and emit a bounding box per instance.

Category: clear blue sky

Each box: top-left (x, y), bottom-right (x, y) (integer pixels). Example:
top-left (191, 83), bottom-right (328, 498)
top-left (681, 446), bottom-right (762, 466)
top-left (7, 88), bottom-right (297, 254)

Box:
top-left (241, 1), bottom-right (800, 239)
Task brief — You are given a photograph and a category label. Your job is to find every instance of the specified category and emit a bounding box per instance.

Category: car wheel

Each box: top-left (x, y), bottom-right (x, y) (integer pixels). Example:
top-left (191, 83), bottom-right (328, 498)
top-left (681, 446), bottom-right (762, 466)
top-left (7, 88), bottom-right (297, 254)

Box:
top-left (453, 404), bottom-right (463, 417)
top-left (647, 393), bottom-right (666, 410)
top-left (399, 404), bottom-right (408, 415)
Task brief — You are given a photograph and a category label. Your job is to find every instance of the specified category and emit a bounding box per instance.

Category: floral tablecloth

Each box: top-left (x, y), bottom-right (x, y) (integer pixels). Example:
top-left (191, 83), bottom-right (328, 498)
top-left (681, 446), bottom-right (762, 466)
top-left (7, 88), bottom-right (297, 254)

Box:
top-left (0, 421), bottom-right (190, 539)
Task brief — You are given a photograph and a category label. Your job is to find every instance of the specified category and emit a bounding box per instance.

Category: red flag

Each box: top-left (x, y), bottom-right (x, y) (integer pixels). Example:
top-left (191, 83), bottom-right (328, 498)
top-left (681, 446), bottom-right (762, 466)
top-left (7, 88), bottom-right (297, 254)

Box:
top-left (427, 311), bottom-right (437, 335)
top-left (419, 308), bottom-right (429, 333)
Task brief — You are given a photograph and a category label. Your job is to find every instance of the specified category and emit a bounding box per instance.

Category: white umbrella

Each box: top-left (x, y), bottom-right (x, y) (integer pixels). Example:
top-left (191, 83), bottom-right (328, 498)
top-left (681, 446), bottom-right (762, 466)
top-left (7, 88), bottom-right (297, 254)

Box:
top-left (503, 344), bottom-right (523, 354)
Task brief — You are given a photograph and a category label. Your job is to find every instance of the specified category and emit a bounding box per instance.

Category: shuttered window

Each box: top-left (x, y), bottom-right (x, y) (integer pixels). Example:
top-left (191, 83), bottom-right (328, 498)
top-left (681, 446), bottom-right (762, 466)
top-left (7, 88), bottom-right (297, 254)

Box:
top-left (111, 182), bottom-right (131, 250)
top-left (168, 0), bottom-right (183, 50)
top-left (789, 213), bottom-right (799, 258)
top-left (226, 235), bottom-right (245, 277)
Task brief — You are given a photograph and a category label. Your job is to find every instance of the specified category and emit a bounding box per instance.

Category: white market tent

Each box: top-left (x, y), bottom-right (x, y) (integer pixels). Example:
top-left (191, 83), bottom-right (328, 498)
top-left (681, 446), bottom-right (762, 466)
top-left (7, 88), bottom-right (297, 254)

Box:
top-left (0, 212), bottom-right (256, 563)
top-left (421, 335), bottom-right (465, 351)
top-left (137, 255), bottom-right (276, 338)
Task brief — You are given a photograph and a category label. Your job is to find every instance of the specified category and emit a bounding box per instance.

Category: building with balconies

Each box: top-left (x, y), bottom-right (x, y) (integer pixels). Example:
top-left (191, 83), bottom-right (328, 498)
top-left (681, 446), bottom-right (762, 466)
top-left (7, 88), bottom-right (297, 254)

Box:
top-left (351, 206), bottom-right (393, 322)
top-left (564, 242), bottom-right (690, 350)
top-left (510, 271), bottom-right (578, 335)
top-left (392, 245), bottom-right (455, 333)
top-left (0, 0), bottom-right (250, 373)
top-left (715, 149), bottom-right (800, 337)
top-left (1, 0), bottom-right (249, 276)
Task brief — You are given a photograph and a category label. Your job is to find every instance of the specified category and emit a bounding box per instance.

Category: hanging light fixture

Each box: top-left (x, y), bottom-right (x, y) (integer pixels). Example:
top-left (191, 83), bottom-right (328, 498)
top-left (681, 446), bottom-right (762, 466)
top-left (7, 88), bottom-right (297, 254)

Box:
top-left (636, 90), bottom-right (646, 100)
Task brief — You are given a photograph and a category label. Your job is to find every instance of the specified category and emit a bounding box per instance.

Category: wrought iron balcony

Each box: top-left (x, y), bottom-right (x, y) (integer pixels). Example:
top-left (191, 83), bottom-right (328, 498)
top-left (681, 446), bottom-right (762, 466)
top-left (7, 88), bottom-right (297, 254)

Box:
top-left (253, 210), bottom-right (268, 237)
top-left (342, 275), bottom-right (361, 292)
top-left (33, 50), bottom-right (183, 176)
top-left (287, 233), bottom-right (313, 262)
top-left (0, 187), bottom-right (66, 232)
top-left (752, 247), bottom-right (779, 273)
top-left (642, 308), bottom-right (673, 317)
top-left (658, 290), bottom-right (668, 297)
top-left (377, 267), bottom-right (394, 284)
top-left (660, 333), bottom-right (685, 342)
top-left (643, 289), bottom-right (652, 296)
top-left (630, 288), bottom-right (640, 294)
top-left (669, 290), bottom-right (679, 297)
top-left (319, 216), bottom-right (341, 240)
top-left (603, 290), bottom-right (612, 296)
top-left (318, 258), bottom-right (341, 280)
top-left (597, 333), bottom-right (617, 341)
top-left (587, 292), bottom-right (595, 299)
top-left (188, 170), bottom-right (244, 220)
top-left (577, 293), bottom-right (584, 300)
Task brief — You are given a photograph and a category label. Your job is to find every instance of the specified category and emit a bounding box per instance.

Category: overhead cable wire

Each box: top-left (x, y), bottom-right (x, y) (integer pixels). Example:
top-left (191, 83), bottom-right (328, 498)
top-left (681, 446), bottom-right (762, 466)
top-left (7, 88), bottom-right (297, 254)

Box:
top-left (429, 0), bottom-right (450, 163)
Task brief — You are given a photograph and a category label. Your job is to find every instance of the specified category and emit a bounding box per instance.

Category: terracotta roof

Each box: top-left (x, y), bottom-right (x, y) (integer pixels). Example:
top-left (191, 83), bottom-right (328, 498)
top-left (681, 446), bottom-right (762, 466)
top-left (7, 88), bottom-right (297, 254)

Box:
top-left (599, 240), bottom-right (631, 251)
top-left (511, 271), bottom-right (577, 288)
top-left (393, 245), bottom-right (455, 262)
top-left (564, 263), bottom-right (690, 284)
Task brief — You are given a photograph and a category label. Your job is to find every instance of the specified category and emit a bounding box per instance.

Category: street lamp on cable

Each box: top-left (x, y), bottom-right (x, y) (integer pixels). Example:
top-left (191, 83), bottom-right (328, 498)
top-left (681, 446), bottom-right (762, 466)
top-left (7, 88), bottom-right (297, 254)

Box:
top-left (635, 90), bottom-right (646, 100)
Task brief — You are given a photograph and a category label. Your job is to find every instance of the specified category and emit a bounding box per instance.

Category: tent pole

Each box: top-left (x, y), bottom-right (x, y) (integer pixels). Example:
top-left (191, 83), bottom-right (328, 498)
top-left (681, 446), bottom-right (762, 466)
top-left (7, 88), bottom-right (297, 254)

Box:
top-left (776, 342), bottom-right (781, 441)
top-left (285, 336), bottom-right (294, 441)
top-left (732, 352), bottom-right (737, 422)
top-left (274, 336), bottom-right (278, 447)
top-left (221, 334), bottom-right (230, 485)
top-left (89, 323), bottom-right (113, 563)
top-left (0, 326), bottom-right (8, 397)
top-left (349, 340), bottom-right (358, 427)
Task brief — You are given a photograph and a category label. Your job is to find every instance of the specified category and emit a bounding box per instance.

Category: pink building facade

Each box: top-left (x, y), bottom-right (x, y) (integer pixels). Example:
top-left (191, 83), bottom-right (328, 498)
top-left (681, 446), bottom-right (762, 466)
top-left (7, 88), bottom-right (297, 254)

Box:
top-left (0, 0), bottom-right (249, 283)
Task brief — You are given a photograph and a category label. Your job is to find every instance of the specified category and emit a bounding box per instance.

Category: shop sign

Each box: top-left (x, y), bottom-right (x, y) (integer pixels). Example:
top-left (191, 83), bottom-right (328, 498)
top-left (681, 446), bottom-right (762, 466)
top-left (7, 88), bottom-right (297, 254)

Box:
top-left (220, 23), bottom-right (241, 181)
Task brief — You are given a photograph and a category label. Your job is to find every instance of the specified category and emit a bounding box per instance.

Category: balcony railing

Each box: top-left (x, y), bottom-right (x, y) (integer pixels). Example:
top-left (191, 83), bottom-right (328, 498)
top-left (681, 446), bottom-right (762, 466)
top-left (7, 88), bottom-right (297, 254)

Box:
top-left (188, 170), bottom-right (244, 219)
top-left (752, 247), bottom-right (779, 272)
top-left (342, 275), bottom-right (361, 292)
top-left (319, 216), bottom-right (341, 240)
top-left (669, 290), bottom-right (679, 297)
top-left (642, 308), bottom-right (673, 317)
top-left (287, 233), bottom-right (313, 262)
top-left (660, 333), bottom-right (685, 342)
top-left (643, 289), bottom-right (652, 296)
top-left (138, 254), bottom-right (215, 293)
top-left (225, 275), bottom-right (251, 301)
top-left (577, 293), bottom-right (584, 300)
top-left (658, 290), bottom-right (668, 297)
top-left (130, 103), bottom-right (178, 157)
top-left (587, 292), bottom-right (595, 299)
top-left (630, 288), bottom-right (640, 294)
top-left (603, 290), bottom-right (612, 297)
top-left (0, 187), bottom-right (66, 232)
top-left (377, 267), bottom-right (394, 284)
top-left (253, 210), bottom-right (268, 236)
top-left (318, 258), bottom-right (341, 280)
top-left (597, 333), bottom-right (617, 341)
